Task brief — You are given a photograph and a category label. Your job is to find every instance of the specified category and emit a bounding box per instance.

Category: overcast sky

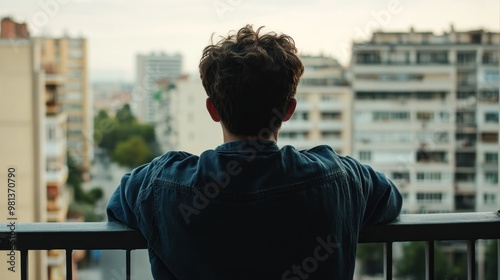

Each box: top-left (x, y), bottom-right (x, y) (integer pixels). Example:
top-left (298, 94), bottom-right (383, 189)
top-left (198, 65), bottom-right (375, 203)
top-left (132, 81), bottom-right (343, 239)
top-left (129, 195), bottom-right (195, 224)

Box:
top-left (2, 0), bottom-right (499, 82)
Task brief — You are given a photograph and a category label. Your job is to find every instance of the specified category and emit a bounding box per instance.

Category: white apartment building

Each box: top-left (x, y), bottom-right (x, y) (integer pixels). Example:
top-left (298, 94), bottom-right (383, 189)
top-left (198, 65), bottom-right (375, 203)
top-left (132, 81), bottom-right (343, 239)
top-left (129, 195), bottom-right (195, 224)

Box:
top-left (280, 55), bottom-right (352, 155)
top-left (154, 75), bottom-right (220, 154)
top-left (135, 52), bottom-right (182, 123)
top-left (351, 27), bottom-right (500, 214)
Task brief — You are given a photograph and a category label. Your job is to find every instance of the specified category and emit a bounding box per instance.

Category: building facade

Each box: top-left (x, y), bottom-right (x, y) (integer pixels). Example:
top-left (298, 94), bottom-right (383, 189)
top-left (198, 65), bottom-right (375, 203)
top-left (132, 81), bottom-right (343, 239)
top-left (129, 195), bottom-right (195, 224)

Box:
top-left (0, 37), bottom-right (48, 280)
top-left (279, 55), bottom-right (352, 155)
top-left (39, 37), bottom-right (92, 173)
top-left (351, 27), bottom-right (500, 214)
top-left (134, 52), bottom-right (182, 123)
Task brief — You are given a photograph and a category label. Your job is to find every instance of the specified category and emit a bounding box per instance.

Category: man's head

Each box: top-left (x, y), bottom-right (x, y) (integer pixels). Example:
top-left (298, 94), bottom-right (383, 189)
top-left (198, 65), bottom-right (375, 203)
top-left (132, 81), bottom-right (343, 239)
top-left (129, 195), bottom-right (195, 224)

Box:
top-left (199, 25), bottom-right (304, 137)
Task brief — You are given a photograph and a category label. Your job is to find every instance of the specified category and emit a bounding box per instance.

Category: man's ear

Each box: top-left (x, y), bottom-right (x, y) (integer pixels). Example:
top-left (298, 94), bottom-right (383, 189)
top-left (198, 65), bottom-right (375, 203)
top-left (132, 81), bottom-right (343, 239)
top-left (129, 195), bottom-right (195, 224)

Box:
top-left (206, 98), bottom-right (220, 122)
top-left (282, 98), bottom-right (297, 122)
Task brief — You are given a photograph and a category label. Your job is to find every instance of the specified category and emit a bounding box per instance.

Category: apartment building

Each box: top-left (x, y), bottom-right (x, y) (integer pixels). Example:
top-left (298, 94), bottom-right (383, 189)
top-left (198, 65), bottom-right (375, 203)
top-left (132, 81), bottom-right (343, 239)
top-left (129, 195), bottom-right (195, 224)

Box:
top-left (45, 66), bottom-right (70, 280)
top-left (351, 27), bottom-right (500, 214)
top-left (0, 37), bottom-right (48, 280)
top-left (39, 37), bottom-right (92, 173)
top-left (279, 55), bottom-right (352, 155)
top-left (154, 75), bottom-right (220, 154)
top-left (134, 52), bottom-right (182, 123)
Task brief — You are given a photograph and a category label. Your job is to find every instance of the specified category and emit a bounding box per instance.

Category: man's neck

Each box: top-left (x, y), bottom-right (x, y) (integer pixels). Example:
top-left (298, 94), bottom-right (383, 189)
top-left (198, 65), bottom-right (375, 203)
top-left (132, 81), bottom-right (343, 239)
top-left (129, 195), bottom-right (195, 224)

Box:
top-left (222, 128), bottom-right (278, 143)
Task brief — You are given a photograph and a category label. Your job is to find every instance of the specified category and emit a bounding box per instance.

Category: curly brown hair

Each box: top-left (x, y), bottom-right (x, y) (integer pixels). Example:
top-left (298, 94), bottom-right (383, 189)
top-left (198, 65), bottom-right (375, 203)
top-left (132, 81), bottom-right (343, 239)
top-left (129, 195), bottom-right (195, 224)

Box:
top-left (199, 25), bottom-right (304, 136)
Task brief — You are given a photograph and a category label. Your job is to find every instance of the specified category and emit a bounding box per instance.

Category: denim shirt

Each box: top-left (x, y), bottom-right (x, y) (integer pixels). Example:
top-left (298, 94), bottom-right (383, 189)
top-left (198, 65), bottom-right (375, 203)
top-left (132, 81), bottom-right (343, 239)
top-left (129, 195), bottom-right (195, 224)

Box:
top-left (106, 140), bottom-right (402, 280)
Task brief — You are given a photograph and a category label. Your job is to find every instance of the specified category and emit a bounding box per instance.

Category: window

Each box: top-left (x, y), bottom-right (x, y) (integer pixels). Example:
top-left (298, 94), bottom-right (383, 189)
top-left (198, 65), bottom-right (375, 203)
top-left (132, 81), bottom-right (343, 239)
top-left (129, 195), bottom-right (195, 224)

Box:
top-left (482, 51), bottom-right (499, 65)
top-left (484, 152), bottom-right (498, 164)
top-left (69, 39), bottom-right (83, 48)
top-left (416, 192), bottom-right (443, 203)
top-left (69, 49), bottom-right (83, 59)
top-left (485, 172), bottom-right (498, 184)
top-left (321, 131), bottom-right (341, 139)
top-left (484, 194), bottom-right (496, 205)
top-left (457, 52), bottom-right (476, 65)
top-left (321, 112), bottom-right (341, 120)
top-left (68, 116), bottom-right (83, 123)
top-left (484, 70), bottom-right (499, 83)
top-left (417, 112), bottom-right (433, 121)
top-left (391, 172), bottom-right (410, 181)
top-left (484, 112), bottom-right (499, 123)
top-left (417, 51), bottom-right (448, 64)
top-left (457, 91), bottom-right (476, 100)
top-left (359, 151), bottom-right (371, 161)
top-left (356, 51), bottom-right (380, 64)
top-left (280, 131), bottom-right (307, 139)
top-left (47, 126), bottom-right (56, 140)
top-left (481, 133), bottom-right (498, 143)
top-left (321, 95), bottom-right (337, 102)
top-left (417, 172), bottom-right (450, 182)
top-left (455, 172), bottom-right (475, 182)
top-left (373, 111), bottom-right (410, 122)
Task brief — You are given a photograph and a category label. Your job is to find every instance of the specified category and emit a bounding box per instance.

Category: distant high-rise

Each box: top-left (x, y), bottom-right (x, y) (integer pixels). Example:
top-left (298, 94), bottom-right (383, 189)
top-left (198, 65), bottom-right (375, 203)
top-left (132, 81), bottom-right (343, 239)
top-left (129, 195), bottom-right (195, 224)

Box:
top-left (134, 52), bottom-right (182, 123)
top-left (351, 27), bottom-right (500, 214)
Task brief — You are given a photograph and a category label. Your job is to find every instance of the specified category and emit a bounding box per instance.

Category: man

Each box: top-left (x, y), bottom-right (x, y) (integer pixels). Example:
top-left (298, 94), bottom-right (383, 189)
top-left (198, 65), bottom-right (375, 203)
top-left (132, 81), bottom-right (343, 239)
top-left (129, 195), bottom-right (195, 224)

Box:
top-left (107, 25), bottom-right (402, 279)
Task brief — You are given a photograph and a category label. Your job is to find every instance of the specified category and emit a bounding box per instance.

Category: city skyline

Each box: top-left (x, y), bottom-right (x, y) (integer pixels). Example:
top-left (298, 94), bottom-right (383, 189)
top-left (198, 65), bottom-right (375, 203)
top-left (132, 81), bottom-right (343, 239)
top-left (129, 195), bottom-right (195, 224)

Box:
top-left (1, 0), bottom-right (499, 82)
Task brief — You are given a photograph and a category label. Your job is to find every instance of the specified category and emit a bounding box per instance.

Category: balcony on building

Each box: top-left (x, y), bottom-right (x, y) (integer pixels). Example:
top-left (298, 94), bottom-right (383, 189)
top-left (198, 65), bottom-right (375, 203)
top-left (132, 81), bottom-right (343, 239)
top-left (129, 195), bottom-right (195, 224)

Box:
top-left (44, 63), bottom-right (65, 85)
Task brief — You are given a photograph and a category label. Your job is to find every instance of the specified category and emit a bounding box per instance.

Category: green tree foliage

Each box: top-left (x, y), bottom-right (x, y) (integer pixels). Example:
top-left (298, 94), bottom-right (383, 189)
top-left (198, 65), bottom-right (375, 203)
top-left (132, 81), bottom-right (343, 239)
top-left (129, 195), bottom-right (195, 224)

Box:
top-left (94, 105), bottom-right (158, 165)
top-left (357, 243), bottom-right (384, 275)
top-left (112, 135), bottom-right (153, 168)
top-left (395, 242), bottom-right (464, 280)
top-left (66, 154), bottom-right (105, 221)
top-left (485, 240), bottom-right (498, 280)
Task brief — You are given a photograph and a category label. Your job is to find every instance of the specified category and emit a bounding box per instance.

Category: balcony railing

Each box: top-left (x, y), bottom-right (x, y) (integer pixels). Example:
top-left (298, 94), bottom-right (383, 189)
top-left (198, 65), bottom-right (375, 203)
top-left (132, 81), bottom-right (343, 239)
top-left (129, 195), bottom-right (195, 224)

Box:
top-left (1, 212), bottom-right (500, 280)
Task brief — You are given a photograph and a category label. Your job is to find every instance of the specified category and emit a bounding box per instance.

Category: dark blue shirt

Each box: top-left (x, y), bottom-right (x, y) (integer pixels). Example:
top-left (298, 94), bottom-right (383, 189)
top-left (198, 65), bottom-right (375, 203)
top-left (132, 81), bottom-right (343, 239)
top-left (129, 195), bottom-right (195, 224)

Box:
top-left (106, 140), bottom-right (402, 279)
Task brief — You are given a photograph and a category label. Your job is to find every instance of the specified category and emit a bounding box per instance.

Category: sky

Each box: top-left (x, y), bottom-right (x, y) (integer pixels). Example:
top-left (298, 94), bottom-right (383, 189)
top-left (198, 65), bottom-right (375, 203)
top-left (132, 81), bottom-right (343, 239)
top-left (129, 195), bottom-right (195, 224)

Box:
top-left (1, 0), bottom-right (499, 82)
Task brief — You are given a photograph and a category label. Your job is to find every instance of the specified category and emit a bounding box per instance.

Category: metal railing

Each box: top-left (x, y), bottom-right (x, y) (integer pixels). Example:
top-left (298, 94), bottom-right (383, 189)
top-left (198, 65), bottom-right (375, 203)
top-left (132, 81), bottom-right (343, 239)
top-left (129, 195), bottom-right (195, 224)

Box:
top-left (1, 212), bottom-right (500, 280)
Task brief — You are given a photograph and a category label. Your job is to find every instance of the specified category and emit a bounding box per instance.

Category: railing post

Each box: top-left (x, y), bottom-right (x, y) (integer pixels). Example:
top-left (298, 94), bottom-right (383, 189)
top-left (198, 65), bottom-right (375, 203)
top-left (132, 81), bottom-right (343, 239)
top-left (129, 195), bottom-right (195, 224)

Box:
top-left (66, 250), bottom-right (73, 280)
top-left (126, 249), bottom-right (131, 280)
top-left (467, 240), bottom-right (476, 280)
top-left (21, 250), bottom-right (28, 280)
top-left (384, 242), bottom-right (392, 280)
top-left (425, 241), bottom-right (434, 280)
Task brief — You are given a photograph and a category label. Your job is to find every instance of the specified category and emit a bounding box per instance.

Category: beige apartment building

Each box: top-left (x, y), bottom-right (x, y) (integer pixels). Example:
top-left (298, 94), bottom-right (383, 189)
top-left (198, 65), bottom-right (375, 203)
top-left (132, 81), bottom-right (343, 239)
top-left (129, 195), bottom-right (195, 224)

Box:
top-left (351, 27), bottom-right (500, 214)
top-left (39, 37), bottom-right (92, 173)
top-left (279, 55), bottom-right (352, 155)
top-left (0, 38), bottom-right (48, 280)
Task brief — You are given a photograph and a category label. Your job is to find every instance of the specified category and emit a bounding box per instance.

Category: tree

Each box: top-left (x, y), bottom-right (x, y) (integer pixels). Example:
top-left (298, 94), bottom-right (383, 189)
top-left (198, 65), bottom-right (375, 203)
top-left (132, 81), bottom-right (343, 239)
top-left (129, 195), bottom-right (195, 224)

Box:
top-left (94, 105), bottom-right (159, 160)
top-left (112, 135), bottom-right (153, 168)
top-left (357, 243), bottom-right (384, 275)
top-left (396, 242), bottom-right (461, 280)
top-left (66, 153), bottom-right (86, 201)
top-left (485, 240), bottom-right (498, 280)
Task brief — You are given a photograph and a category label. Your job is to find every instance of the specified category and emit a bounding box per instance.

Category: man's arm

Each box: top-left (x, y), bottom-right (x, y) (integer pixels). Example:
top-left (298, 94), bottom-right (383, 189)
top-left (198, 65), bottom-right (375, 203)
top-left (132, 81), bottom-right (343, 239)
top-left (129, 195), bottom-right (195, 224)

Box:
top-left (341, 156), bottom-right (403, 225)
top-left (106, 163), bottom-right (154, 232)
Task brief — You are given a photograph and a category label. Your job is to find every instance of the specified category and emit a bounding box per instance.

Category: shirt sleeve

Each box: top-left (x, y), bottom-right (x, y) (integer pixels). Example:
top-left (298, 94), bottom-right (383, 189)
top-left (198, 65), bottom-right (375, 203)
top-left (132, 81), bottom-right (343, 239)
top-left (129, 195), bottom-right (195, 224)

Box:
top-left (106, 162), bottom-right (155, 235)
top-left (340, 156), bottom-right (403, 226)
